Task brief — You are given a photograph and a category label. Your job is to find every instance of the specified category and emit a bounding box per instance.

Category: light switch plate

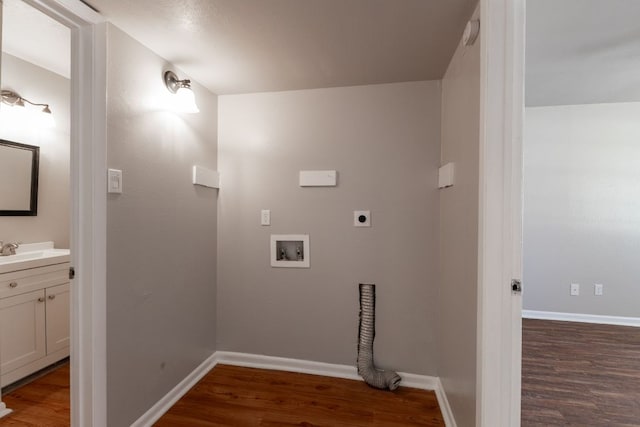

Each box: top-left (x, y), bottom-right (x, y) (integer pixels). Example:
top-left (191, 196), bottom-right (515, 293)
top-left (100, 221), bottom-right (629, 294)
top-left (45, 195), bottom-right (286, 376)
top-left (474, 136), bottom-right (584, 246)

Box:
top-left (261, 209), bottom-right (271, 226)
top-left (108, 169), bottom-right (122, 194)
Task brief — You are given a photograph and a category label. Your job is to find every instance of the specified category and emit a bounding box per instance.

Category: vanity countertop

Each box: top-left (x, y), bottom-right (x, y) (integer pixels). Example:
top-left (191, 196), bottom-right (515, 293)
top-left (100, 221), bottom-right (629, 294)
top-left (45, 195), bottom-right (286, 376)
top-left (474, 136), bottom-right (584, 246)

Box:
top-left (0, 241), bottom-right (70, 274)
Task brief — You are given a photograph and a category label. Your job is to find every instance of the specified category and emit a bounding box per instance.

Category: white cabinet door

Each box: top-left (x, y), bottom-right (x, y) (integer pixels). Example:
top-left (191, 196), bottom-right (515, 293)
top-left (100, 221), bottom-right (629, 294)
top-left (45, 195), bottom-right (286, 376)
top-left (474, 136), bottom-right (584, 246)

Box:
top-left (0, 289), bottom-right (46, 375)
top-left (45, 283), bottom-right (70, 354)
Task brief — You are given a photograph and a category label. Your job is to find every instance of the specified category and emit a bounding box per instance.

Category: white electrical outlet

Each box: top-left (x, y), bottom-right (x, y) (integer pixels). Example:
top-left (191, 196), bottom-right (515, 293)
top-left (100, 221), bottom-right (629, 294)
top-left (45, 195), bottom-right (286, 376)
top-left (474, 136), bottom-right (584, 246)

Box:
top-left (570, 283), bottom-right (580, 296)
top-left (261, 210), bottom-right (271, 226)
top-left (594, 283), bottom-right (603, 296)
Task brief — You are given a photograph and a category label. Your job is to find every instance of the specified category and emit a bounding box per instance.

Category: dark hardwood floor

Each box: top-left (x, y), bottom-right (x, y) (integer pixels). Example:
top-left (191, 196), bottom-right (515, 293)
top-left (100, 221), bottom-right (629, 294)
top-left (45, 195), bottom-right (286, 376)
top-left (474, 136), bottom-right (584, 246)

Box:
top-left (155, 364), bottom-right (445, 426)
top-left (0, 363), bottom-right (443, 426)
top-left (1, 363), bottom-right (70, 426)
top-left (3, 321), bottom-right (639, 427)
top-left (522, 319), bottom-right (640, 426)
top-left (15, 322), bottom-right (638, 427)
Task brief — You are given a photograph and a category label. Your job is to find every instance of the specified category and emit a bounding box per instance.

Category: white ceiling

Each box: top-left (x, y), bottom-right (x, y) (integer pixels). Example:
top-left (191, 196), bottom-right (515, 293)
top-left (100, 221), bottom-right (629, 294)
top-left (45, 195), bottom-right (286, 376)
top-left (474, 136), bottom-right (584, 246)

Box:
top-left (85, 0), bottom-right (477, 95)
top-left (5, 0), bottom-right (640, 106)
top-left (2, 0), bottom-right (70, 79)
top-left (526, 0), bottom-right (640, 107)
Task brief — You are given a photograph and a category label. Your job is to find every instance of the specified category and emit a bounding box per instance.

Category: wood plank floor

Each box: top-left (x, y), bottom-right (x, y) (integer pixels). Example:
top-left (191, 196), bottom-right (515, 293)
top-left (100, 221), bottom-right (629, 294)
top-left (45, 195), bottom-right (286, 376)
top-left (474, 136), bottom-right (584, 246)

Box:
top-left (1, 363), bottom-right (70, 426)
top-left (4, 321), bottom-right (639, 427)
top-left (0, 363), bottom-right (443, 426)
top-left (155, 364), bottom-right (445, 426)
top-left (522, 319), bottom-right (640, 426)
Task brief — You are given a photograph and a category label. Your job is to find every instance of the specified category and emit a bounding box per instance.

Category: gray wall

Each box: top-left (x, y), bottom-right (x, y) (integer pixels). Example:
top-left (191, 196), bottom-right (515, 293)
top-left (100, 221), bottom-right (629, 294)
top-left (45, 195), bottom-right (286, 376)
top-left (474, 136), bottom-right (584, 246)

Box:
top-left (0, 53), bottom-right (70, 248)
top-left (217, 81), bottom-right (441, 375)
top-left (438, 7), bottom-right (480, 426)
top-left (524, 103), bottom-right (640, 317)
top-left (105, 24), bottom-right (218, 426)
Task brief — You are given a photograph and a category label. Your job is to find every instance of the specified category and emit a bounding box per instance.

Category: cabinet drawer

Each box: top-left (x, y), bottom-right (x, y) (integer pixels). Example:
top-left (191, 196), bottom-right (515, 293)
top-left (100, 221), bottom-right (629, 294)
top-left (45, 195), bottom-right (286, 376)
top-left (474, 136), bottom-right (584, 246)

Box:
top-left (0, 263), bottom-right (70, 299)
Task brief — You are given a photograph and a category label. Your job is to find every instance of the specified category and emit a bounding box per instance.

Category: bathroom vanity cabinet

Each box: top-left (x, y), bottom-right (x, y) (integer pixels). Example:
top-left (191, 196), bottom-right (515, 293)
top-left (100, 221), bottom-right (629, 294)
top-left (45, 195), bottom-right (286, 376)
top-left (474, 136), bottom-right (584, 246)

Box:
top-left (0, 261), bottom-right (70, 387)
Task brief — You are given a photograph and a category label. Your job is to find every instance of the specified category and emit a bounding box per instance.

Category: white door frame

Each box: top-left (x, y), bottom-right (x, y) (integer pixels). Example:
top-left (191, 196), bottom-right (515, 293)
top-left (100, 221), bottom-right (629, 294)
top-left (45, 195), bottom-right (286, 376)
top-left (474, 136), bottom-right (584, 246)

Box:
top-left (0, 1), bottom-right (107, 425)
top-left (477, 0), bottom-right (525, 426)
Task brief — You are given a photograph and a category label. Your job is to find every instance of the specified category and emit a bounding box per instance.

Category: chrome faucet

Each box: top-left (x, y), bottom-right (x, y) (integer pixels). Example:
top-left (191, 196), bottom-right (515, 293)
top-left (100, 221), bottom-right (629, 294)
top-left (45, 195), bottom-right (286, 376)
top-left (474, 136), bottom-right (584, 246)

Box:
top-left (0, 241), bottom-right (19, 256)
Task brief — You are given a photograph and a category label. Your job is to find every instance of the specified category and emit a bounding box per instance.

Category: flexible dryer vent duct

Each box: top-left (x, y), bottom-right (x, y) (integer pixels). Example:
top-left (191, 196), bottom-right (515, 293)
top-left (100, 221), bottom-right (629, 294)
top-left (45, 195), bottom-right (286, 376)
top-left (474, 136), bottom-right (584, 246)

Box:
top-left (357, 283), bottom-right (401, 391)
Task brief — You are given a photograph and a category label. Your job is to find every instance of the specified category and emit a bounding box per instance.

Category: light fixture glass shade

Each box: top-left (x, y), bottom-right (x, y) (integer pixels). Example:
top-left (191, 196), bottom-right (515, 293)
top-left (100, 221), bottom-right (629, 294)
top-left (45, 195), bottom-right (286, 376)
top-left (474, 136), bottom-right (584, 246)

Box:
top-left (174, 86), bottom-right (200, 114)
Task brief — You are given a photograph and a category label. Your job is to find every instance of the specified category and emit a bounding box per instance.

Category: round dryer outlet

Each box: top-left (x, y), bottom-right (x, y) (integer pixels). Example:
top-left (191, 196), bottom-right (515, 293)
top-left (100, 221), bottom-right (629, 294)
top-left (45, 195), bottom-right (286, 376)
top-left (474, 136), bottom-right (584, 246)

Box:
top-left (354, 210), bottom-right (371, 227)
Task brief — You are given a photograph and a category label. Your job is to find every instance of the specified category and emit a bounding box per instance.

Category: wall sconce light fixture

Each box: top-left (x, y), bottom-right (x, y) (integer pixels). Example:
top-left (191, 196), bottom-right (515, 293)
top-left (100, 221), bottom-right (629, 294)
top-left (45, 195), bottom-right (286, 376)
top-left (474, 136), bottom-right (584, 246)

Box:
top-left (163, 71), bottom-right (199, 114)
top-left (1, 89), bottom-right (55, 127)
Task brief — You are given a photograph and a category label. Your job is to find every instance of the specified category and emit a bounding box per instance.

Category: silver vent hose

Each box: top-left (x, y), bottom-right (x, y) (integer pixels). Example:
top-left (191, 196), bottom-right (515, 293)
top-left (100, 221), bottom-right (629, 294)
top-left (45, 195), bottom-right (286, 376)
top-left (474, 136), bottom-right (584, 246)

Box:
top-left (357, 283), bottom-right (401, 391)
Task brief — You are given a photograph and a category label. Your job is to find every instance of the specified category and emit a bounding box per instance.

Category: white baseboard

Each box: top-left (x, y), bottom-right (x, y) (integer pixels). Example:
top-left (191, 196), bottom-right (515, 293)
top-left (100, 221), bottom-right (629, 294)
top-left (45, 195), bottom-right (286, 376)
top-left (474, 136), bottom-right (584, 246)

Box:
top-left (132, 350), bottom-right (456, 427)
top-left (523, 310), bottom-right (640, 327)
top-left (434, 378), bottom-right (456, 427)
top-left (214, 351), bottom-right (361, 381)
top-left (0, 401), bottom-right (12, 419)
top-left (131, 352), bottom-right (219, 427)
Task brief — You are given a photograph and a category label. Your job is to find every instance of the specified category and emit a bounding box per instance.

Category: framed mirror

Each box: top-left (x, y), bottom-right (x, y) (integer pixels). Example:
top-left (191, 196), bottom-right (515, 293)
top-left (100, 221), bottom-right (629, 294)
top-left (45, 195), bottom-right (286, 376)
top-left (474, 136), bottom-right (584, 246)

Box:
top-left (0, 139), bottom-right (39, 216)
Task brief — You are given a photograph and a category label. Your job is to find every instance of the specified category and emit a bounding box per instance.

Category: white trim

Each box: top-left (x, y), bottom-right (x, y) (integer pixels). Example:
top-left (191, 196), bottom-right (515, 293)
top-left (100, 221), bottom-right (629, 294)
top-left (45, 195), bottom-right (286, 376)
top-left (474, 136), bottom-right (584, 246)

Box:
top-left (131, 353), bottom-right (219, 427)
top-left (435, 378), bottom-right (457, 427)
top-left (23, 0), bottom-right (102, 26)
top-left (478, 0), bottom-right (525, 426)
top-left (72, 21), bottom-right (108, 427)
top-left (523, 310), bottom-right (640, 327)
top-left (0, 402), bottom-right (12, 419)
top-left (216, 351), bottom-right (361, 381)
top-left (133, 351), bottom-right (456, 427)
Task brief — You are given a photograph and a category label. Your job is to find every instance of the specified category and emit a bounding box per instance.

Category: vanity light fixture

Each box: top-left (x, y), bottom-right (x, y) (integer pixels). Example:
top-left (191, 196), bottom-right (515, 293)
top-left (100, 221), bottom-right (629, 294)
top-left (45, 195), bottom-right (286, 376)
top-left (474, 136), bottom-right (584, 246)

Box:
top-left (1, 89), bottom-right (53, 115)
top-left (1, 89), bottom-right (55, 127)
top-left (163, 70), bottom-right (199, 114)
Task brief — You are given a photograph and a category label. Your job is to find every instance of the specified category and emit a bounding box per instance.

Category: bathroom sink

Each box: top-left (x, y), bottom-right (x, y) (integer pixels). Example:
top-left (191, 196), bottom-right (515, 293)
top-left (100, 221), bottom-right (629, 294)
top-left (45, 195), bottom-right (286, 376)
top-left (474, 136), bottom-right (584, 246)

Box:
top-left (0, 243), bottom-right (70, 274)
top-left (0, 249), bottom-right (66, 263)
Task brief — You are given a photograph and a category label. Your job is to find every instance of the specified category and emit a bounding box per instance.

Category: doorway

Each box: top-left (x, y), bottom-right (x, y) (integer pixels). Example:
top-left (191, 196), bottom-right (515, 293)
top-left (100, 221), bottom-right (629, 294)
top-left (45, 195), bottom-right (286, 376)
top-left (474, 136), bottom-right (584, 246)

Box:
top-left (0, 0), bottom-right (72, 420)
top-left (0, 0), bottom-right (106, 425)
top-left (521, 0), bottom-right (640, 425)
